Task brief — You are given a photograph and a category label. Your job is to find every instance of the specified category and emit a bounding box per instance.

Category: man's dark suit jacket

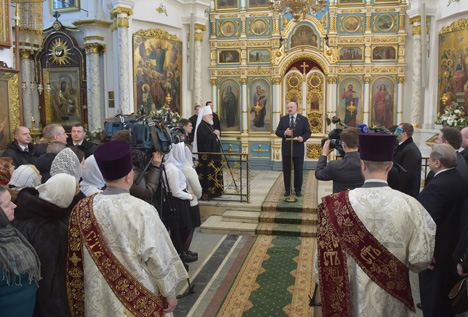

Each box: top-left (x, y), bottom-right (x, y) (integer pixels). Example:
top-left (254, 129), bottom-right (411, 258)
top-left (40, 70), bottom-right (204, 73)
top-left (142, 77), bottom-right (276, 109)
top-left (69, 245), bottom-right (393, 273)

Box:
top-left (67, 139), bottom-right (97, 159)
top-left (418, 168), bottom-right (468, 265)
top-left (393, 137), bottom-right (422, 197)
top-left (275, 114), bottom-right (311, 157)
top-left (417, 168), bottom-right (468, 316)
top-left (212, 112), bottom-right (221, 132)
top-left (315, 151), bottom-right (364, 193)
top-left (460, 148), bottom-right (468, 166)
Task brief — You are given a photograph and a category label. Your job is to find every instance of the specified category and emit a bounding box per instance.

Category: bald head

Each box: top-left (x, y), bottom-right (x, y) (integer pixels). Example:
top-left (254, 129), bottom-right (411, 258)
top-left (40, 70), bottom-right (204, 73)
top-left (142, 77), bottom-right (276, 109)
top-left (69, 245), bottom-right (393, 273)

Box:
top-left (287, 102), bottom-right (298, 116)
top-left (14, 126), bottom-right (31, 146)
top-left (461, 127), bottom-right (468, 149)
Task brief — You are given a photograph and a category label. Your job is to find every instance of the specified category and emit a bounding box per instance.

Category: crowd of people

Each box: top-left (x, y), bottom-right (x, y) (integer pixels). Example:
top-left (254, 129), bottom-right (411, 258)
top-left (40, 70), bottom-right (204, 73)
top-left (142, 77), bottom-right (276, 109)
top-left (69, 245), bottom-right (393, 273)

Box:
top-left (1, 102), bottom-right (468, 316)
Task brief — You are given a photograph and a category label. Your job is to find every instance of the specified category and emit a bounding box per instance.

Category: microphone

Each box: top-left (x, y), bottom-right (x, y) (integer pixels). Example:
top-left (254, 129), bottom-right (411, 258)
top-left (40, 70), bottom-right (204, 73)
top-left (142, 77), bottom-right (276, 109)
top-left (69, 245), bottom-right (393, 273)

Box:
top-left (358, 124), bottom-right (369, 133)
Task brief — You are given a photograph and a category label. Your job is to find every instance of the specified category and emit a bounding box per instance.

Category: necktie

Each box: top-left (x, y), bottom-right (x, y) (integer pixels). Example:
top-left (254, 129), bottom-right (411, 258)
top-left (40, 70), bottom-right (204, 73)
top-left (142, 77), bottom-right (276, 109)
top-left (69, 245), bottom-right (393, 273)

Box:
top-left (24, 147), bottom-right (28, 153)
top-left (290, 116), bottom-right (294, 127)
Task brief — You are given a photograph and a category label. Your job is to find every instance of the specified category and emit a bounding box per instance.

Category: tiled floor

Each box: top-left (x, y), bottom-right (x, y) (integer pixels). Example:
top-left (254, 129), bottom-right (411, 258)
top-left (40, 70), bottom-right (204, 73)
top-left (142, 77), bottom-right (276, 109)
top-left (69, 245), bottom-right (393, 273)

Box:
top-left (176, 170), bottom-right (428, 317)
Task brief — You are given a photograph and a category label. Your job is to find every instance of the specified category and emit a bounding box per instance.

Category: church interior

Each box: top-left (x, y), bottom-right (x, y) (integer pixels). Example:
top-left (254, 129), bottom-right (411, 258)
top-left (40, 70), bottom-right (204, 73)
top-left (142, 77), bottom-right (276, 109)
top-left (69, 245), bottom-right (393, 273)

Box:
top-left (1, 0), bottom-right (468, 316)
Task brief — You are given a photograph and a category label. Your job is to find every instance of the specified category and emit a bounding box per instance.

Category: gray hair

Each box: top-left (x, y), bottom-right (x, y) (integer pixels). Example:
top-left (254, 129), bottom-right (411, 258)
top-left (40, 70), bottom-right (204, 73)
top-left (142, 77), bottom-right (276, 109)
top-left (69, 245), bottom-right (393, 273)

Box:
top-left (430, 144), bottom-right (457, 168)
top-left (42, 124), bottom-right (63, 140)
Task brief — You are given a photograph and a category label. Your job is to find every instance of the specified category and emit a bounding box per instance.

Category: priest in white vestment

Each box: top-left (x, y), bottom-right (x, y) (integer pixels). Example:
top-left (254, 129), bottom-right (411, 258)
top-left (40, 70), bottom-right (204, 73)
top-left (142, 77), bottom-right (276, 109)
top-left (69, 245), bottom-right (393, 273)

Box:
top-left (314, 133), bottom-right (436, 317)
top-left (82, 140), bottom-right (188, 316)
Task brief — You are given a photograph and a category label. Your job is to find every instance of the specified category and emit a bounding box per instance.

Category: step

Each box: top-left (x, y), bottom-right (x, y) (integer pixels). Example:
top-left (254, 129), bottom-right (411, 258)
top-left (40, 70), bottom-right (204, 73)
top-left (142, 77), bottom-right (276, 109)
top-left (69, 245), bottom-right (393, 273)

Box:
top-left (256, 223), bottom-right (317, 237)
top-left (200, 216), bottom-right (257, 236)
top-left (222, 210), bottom-right (261, 223)
top-left (259, 211), bottom-right (317, 226)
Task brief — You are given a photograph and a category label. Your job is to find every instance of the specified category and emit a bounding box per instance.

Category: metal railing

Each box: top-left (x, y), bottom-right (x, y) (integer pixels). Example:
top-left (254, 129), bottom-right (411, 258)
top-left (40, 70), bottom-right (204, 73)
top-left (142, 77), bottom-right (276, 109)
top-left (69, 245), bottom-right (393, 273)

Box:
top-left (193, 152), bottom-right (250, 203)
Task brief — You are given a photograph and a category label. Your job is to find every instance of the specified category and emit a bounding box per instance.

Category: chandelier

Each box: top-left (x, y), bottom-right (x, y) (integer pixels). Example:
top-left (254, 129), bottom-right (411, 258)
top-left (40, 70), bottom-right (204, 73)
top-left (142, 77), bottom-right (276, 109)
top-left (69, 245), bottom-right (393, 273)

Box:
top-left (269, 0), bottom-right (327, 21)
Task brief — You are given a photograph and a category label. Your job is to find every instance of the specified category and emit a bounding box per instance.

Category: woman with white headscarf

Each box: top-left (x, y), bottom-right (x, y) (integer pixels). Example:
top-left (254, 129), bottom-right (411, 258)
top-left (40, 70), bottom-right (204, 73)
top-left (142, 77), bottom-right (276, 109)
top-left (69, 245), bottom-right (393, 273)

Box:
top-left (12, 173), bottom-right (78, 317)
top-left (164, 142), bottom-right (197, 263)
top-left (8, 165), bottom-right (42, 202)
top-left (80, 155), bottom-right (105, 196)
top-left (181, 145), bottom-right (202, 259)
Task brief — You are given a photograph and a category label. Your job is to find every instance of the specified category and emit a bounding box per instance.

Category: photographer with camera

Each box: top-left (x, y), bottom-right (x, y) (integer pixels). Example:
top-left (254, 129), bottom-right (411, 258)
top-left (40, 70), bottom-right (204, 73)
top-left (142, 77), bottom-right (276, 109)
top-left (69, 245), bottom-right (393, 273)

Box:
top-left (315, 127), bottom-right (364, 193)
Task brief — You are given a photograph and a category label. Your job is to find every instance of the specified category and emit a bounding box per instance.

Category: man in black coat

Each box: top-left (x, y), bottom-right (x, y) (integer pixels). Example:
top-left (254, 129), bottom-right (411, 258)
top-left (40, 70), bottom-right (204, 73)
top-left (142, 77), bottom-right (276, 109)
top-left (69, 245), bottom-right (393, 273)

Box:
top-left (417, 144), bottom-right (468, 317)
top-left (460, 127), bottom-right (468, 166)
top-left (275, 102), bottom-right (311, 196)
top-left (2, 126), bottom-right (37, 168)
top-left (206, 101), bottom-right (221, 132)
top-left (315, 127), bottom-right (363, 193)
top-left (67, 123), bottom-right (97, 159)
top-left (393, 123), bottom-right (422, 197)
top-left (188, 105), bottom-right (201, 143)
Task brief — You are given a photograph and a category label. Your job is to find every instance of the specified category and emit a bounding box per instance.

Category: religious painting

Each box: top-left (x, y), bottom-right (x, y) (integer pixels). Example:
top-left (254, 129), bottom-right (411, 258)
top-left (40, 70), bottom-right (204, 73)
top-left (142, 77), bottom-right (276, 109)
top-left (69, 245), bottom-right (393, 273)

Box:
top-left (133, 29), bottom-right (182, 115)
top-left (43, 68), bottom-right (82, 126)
top-left (307, 73), bottom-right (324, 113)
top-left (248, 49), bottom-right (270, 64)
top-left (0, 70), bottom-right (20, 151)
top-left (338, 77), bottom-right (362, 127)
top-left (372, 45), bottom-right (397, 61)
top-left (342, 16), bottom-right (361, 33)
top-left (0, 0), bottom-right (12, 48)
top-left (339, 47), bottom-right (363, 61)
top-left (370, 77), bottom-right (396, 129)
top-left (218, 50), bottom-right (240, 64)
top-left (248, 0), bottom-right (269, 9)
top-left (284, 72), bottom-right (302, 112)
top-left (248, 79), bottom-right (271, 133)
top-left (375, 15), bottom-right (394, 32)
top-left (216, 0), bottom-right (239, 10)
top-left (50, 0), bottom-right (80, 12)
top-left (338, 0), bottom-right (364, 4)
top-left (250, 19), bottom-right (268, 36)
top-left (438, 20), bottom-right (468, 115)
top-left (219, 21), bottom-right (237, 37)
top-left (218, 79), bottom-right (241, 132)
top-left (290, 25), bottom-right (318, 49)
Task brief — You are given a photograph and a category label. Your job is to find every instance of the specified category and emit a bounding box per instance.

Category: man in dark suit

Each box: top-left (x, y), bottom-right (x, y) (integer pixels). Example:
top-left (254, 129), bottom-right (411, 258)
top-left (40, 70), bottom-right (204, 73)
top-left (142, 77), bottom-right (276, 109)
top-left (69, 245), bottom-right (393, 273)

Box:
top-left (417, 144), bottom-right (468, 317)
top-left (2, 126), bottom-right (37, 168)
top-left (315, 127), bottom-right (363, 193)
top-left (188, 105), bottom-right (201, 143)
top-left (460, 127), bottom-right (468, 166)
top-left (206, 101), bottom-right (221, 133)
top-left (275, 102), bottom-right (311, 197)
top-left (426, 127), bottom-right (468, 185)
top-left (67, 124), bottom-right (97, 159)
top-left (393, 123), bottom-right (422, 197)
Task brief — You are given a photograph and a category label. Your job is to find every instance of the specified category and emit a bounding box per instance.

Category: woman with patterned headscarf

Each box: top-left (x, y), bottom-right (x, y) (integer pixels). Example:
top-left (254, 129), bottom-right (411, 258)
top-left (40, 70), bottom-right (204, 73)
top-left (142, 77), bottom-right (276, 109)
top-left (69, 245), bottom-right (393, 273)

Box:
top-left (0, 186), bottom-right (41, 316)
top-left (50, 147), bottom-right (83, 181)
top-left (8, 165), bottom-right (42, 202)
top-left (0, 157), bottom-right (14, 185)
top-left (12, 173), bottom-right (78, 316)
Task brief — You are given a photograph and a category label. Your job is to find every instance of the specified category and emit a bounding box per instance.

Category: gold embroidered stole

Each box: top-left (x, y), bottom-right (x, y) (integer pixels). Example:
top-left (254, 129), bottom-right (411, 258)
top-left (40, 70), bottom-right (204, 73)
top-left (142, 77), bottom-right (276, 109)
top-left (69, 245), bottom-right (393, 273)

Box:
top-left (66, 195), bottom-right (164, 317)
top-left (317, 191), bottom-right (415, 316)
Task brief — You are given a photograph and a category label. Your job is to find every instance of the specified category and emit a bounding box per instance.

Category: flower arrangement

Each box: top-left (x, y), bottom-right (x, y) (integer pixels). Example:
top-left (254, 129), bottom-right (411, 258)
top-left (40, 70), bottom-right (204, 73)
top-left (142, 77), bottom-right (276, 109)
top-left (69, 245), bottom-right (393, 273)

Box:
top-left (435, 102), bottom-right (468, 127)
top-left (86, 127), bottom-right (103, 143)
top-left (149, 104), bottom-right (181, 123)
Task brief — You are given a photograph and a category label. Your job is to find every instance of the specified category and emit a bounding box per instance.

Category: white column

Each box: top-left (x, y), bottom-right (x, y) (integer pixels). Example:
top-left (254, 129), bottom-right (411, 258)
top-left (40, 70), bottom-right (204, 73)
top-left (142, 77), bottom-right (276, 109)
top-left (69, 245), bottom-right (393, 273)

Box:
top-left (241, 79), bottom-right (248, 134)
top-left (397, 78), bottom-right (404, 124)
top-left (363, 78), bottom-right (370, 125)
top-left (272, 78), bottom-right (281, 131)
top-left (301, 77), bottom-right (307, 115)
top-left (211, 79), bottom-right (217, 109)
top-left (20, 52), bottom-right (33, 128)
top-left (112, 7), bottom-right (133, 114)
top-left (410, 19), bottom-right (422, 127)
top-left (193, 30), bottom-right (203, 106)
top-left (85, 43), bottom-right (105, 131)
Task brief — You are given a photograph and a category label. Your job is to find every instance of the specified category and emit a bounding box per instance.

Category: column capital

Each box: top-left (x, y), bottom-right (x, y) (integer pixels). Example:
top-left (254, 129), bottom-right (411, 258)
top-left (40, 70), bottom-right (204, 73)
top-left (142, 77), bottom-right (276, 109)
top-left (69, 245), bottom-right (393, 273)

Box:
top-left (110, 6), bottom-right (133, 20)
top-left (210, 78), bottom-right (218, 86)
top-left (364, 77), bottom-right (372, 84)
top-left (84, 43), bottom-right (106, 55)
top-left (20, 49), bottom-right (33, 59)
top-left (195, 24), bottom-right (207, 31)
top-left (397, 76), bottom-right (405, 84)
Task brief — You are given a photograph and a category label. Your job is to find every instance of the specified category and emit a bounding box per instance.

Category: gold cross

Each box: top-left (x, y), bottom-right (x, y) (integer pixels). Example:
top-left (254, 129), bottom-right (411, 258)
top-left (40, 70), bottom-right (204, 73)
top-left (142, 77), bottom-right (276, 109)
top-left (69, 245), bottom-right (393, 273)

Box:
top-left (70, 252), bottom-right (82, 266)
top-left (225, 144), bottom-right (239, 153)
top-left (251, 144), bottom-right (268, 157)
top-left (300, 62), bottom-right (309, 75)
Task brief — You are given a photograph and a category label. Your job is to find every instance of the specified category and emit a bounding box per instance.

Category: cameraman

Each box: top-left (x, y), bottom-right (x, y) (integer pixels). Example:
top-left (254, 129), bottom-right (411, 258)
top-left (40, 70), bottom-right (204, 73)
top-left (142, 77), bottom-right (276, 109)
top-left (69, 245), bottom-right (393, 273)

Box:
top-left (315, 127), bottom-right (364, 193)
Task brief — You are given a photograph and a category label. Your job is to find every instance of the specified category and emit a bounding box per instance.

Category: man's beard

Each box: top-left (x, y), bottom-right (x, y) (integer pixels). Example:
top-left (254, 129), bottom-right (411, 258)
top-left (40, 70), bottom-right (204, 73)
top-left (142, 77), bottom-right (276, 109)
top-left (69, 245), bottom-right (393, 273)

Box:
top-left (205, 119), bottom-right (214, 125)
